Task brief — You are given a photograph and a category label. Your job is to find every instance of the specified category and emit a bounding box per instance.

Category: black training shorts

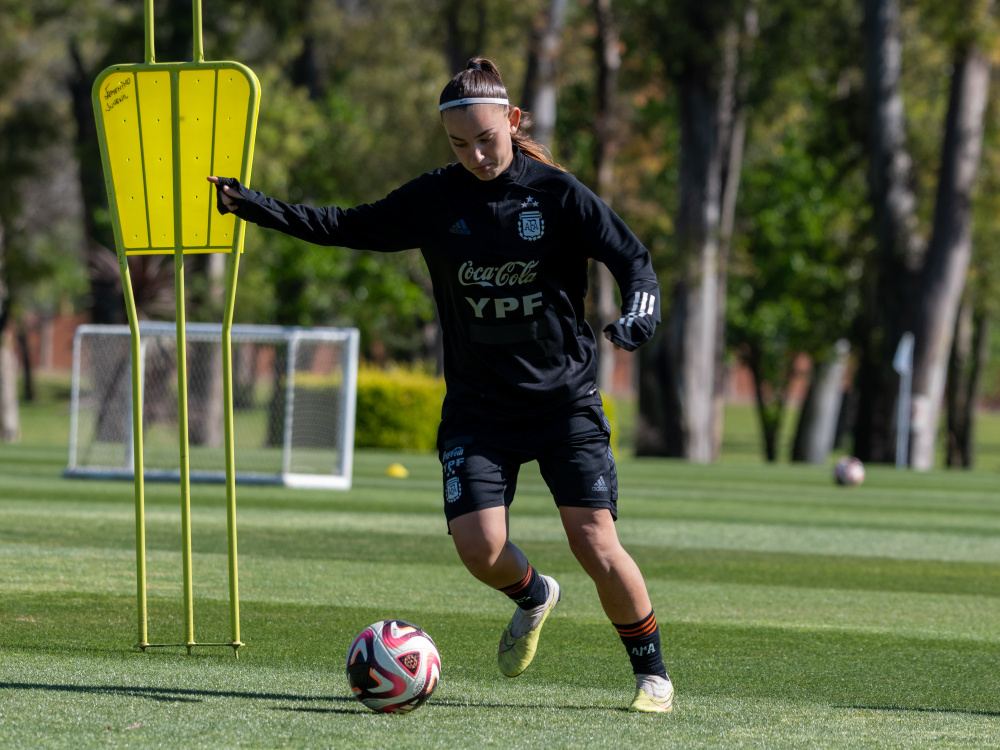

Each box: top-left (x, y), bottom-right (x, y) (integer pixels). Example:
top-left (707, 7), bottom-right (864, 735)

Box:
top-left (437, 396), bottom-right (618, 526)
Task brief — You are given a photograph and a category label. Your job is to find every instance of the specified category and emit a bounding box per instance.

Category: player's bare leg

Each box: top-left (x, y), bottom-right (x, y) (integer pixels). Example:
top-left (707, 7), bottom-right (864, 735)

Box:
top-left (559, 506), bottom-right (673, 713)
top-left (558, 506), bottom-right (648, 622)
top-left (449, 506), bottom-right (561, 677)
top-left (448, 505), bottom-right (525, 587)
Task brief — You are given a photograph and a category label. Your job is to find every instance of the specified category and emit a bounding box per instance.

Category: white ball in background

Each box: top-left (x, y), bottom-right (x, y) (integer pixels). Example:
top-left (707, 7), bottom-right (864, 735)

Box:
top-left (833, 456), bottom-right (866, 486)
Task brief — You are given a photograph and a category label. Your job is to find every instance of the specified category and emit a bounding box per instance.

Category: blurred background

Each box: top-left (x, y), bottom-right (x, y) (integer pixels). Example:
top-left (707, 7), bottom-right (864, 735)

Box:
top-left (2, 0), bottom-right (999, 469)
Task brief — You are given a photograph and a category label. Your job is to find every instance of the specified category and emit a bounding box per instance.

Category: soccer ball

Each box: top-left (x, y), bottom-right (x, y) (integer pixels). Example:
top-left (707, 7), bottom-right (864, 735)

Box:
top-left (833, 456), bottom-right (865, 486)
top-left (346, 620), bottom-right (441, 714)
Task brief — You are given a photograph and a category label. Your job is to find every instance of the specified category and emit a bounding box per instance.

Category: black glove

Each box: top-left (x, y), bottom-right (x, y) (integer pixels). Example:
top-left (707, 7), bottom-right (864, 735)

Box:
top-left (603, 290), bottom-right (660, 352)
top-left (213, 176), bottom-right (247, 215)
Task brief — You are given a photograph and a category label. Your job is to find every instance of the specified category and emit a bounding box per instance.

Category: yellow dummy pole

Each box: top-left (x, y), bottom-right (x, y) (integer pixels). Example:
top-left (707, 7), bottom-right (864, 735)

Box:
top-left (92, 0), bottom-right (258, 656)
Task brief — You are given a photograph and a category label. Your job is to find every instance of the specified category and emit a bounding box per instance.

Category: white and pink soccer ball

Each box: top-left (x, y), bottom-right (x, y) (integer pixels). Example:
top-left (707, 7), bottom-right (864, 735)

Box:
top-left (346, 619), bottom-right (441, 714)
top-left (833, 456), bottom-right (865, 486)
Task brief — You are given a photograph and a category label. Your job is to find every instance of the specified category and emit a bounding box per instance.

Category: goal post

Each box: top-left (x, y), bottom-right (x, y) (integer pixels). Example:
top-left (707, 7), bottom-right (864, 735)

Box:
top-left (66, 322), bottom-right (360, 489)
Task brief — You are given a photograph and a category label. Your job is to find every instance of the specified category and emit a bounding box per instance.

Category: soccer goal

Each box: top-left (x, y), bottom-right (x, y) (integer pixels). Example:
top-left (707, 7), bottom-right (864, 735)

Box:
top-left (66, 322), bottom-right (360, 489)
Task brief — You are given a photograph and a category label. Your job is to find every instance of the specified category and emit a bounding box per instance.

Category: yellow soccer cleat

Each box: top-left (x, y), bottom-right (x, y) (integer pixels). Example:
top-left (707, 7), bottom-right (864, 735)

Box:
top-left (497, 575), bottom-right (561, 677)
top-left (629, 674), bottom-right (674, 713)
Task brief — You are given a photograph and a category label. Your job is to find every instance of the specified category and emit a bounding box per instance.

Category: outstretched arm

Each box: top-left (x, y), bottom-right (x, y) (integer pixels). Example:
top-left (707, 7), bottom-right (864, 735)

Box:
top-left (206, 175), bottom-right (426, 252)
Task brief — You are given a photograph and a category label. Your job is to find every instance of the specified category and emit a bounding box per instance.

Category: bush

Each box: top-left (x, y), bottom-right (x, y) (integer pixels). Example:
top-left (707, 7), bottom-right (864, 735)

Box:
top-left (354, 364), bottom-right (622, 455)
top-left (354, 365), bottom-right (446, 450)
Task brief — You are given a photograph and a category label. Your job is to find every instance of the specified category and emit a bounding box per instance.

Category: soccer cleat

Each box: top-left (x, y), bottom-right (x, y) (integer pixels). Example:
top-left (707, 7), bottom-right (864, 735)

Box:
top-left (629, 674), bottom-right (674, 713)
top-left (497, 575), bottom-right (561, 677)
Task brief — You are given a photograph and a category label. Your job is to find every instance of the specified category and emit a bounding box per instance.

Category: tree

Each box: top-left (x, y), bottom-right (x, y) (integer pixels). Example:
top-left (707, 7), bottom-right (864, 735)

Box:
top-left (729, 0), bottom-right (869, 463)
top-left (945, 301), bottom-right (988, 466)
top-left (630, 0), bottom-right (753, 462)
top-left (947, 92), bottom-right (1000, 467)
top-left (589, 0), bottom-right (624, 393)
top-left (907, 1), bottom-right (994, 469)
top-left (711, 0), bottom-right (756, 458)
top-left (0, 0), bottom-right (75, 440)
top-left (0, 218), bottom-right (17, 442)
top-left (442, 0), bottom-right (487, 74)
top-left (522, 0), bottom-right (569, 150)
top-left (857, 0), bottom-right (995, 468)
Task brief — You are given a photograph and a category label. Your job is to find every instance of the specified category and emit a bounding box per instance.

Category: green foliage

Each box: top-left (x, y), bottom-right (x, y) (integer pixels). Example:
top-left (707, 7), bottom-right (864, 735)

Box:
top-left (353, 364), bottom-right (445, 450)
top-left (726, 0), bottom-right (872, 458)
top-left (0, 1), bottom-right (82, 317)
top-left (4, 0), bottom-right (1000, 465)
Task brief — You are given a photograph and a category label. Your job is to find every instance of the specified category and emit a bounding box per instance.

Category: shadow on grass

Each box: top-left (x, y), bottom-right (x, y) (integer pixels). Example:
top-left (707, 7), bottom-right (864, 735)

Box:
top-left (0, 682), bottom-right (353, 706)
top-left (276, 700), bottom-right (630, 715)
top-left (837, 704), bottom-right (1000, 718)
top-left (0, 682), bottom-right (626, 714)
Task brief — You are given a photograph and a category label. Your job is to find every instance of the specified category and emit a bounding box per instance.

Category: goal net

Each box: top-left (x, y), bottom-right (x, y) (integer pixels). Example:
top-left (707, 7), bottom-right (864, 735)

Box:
top-left (66, 323), bottom-right (359, 489)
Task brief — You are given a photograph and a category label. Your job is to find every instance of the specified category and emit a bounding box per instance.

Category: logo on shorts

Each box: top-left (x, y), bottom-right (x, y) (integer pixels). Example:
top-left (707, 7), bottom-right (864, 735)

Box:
top-left (445, 477), bottom-right (462, 503)
top-left (443, 446), bottom-right (465, 477)
top-left (591, 476), bottom-right (609, 493)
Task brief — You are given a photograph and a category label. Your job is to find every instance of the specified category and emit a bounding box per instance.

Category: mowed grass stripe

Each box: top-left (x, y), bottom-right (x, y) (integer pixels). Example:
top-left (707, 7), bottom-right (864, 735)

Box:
top-left (7, 499), bottom-right (1000, 565)
top-left (9, 446), bottom-right (1000, 528)
top-left (14, 522), bottom-right (992, 597)
top-left (6, 540), bottom-right (1000, 644)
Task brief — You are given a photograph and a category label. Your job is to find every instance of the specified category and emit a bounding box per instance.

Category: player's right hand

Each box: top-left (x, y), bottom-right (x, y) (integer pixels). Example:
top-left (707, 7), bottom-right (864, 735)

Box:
top-left (207, 176), bottom-right (242, 214)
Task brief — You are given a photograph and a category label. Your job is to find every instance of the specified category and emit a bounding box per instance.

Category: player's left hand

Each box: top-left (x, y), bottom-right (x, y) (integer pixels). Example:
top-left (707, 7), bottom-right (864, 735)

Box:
top-left (604, 331), bottom-right (622, 351)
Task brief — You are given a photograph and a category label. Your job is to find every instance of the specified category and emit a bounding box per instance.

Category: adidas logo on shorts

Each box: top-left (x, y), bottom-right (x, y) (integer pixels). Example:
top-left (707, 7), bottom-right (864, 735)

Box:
top-left (449, 219), bottom-right (471, 235)
top-left (591, 475), bottom-right (609, 493)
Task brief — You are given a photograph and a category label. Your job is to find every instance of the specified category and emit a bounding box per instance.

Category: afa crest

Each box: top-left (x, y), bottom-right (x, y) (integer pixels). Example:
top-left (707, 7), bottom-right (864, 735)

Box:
top-left (517, 196), bottom-right (545, 241)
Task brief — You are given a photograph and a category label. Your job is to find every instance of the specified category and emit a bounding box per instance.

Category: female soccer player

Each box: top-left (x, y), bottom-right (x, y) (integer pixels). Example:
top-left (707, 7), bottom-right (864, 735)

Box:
top-left (209, 58), bottom-right (672, 713)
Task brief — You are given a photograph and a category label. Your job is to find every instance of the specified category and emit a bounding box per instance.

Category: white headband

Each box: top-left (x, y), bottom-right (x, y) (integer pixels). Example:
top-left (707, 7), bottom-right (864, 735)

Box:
top-left (439, 97), bottom-right (509, 112)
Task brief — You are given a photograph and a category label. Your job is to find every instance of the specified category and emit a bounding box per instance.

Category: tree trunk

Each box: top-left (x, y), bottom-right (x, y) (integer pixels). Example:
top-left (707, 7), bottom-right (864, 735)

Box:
top-left (712, 2), bottom-right (756, 459)
top-left (266, 343), bottom-right (289, 448)
top-left (188, 254), bottom-right (226, 447)
top-left (946, 303), bottom-right (988, 468)
top-left (443, 0), bottom-right (487, 74)
top-left (636, 324), bottom-right (685, 456)
top-left (745, 345), bottom-right (783, 462)
top-left (908, 46), bottom-right (991, 470)
top-left (17, 327), bottom-right (33, 402)
top-left (188, 340), bottom-right (224, 447)
top-left (0, 335), bottom-right (18, 443)
top-left (590, 0), bottom-right (623, 394)
top-left (521, 0), bottom-right (568, 150)
top-left (792, 340), bottom-right (851, 463)
top-left (668, 70), bottom-right (721, 463)
top-left (69, 40), bottom-right (122, 325)
top-left (637, 2), bottom-right (752, 462)
top-left (854, 0), bottom-right (925, 464)
top-left (0, 216), bottom-right (18, 443)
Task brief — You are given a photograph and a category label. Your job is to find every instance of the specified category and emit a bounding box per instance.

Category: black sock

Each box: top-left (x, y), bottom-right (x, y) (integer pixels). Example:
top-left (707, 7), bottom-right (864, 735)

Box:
top-left (497, 564), bottom-right (548, 610)
top-left (614, 610), bottom-right (667, 678)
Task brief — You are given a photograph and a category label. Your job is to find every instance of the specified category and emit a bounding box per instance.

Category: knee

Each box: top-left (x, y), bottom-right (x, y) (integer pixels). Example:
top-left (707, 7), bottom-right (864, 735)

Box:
top-left (452, 534), bottom-right (506, 580)
top-left (564, 524), bottom-right (616, 573)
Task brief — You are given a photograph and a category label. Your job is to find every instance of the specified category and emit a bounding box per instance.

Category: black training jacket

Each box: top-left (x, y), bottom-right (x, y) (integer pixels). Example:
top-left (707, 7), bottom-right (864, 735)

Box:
top-left (218, 148), bottom-right (661, 420)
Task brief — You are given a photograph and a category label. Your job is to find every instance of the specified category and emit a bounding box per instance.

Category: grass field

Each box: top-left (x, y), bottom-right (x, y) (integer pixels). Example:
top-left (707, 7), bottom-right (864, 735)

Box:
top-left (3, 383), bottom-right (1000, 748)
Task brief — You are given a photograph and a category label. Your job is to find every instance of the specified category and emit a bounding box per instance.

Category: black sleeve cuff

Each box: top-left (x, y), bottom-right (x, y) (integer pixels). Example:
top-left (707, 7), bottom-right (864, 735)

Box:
top-left (603, 320), bottom-right (648, 352)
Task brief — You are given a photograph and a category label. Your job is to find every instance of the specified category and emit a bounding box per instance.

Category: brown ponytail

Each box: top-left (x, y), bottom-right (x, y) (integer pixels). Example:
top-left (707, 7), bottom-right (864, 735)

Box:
top-left (440, 57), bottom-right (564, 170)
